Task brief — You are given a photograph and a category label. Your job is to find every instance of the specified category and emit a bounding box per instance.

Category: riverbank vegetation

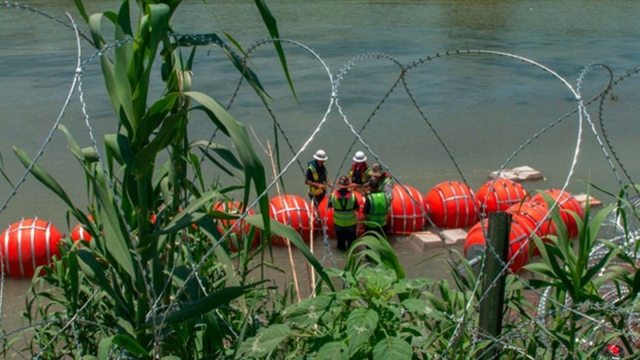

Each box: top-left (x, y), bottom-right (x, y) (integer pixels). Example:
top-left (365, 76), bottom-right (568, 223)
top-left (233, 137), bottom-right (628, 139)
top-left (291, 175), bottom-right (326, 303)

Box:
top-left (3, 0), bottom-right (640, 359)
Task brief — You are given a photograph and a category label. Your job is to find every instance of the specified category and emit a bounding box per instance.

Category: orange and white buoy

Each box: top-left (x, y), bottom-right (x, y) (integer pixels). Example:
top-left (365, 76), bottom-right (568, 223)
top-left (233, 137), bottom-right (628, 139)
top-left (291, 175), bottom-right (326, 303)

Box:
top-left (1, 218), bottom-right (62, 279)
top-left (476, 178), bottom-right (528, 218)
top-left (388, 184), bottom-right (428, 234)
top-left (425, 181), bottom-right (479, 229)
top-left (212, 201), bottom-right (258, 252)
top-left (268, 194), bottom-right (313, 246)
top-left (70, 215), bottom-right (94, 242)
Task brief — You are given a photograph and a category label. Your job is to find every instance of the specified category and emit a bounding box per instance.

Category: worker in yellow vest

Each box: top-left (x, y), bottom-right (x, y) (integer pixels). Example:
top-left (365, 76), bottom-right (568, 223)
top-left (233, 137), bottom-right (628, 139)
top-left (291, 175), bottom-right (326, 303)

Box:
top-left (305, 149), bottom-right (331, 207)
top-left (369, 163), bottom-right (394, 201)
top-left (329, 175), bottom-right (360, 250)
top-left (363, 177), bottom-right (390, 238)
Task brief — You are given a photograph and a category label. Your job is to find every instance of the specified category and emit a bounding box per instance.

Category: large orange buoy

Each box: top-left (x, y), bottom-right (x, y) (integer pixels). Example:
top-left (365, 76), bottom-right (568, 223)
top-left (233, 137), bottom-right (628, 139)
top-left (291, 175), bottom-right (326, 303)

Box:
top-left (463, 215), bottom-right (532, 273)
top-left (268, 194), bottom-right (313, 246)
top-left (476, 178), bottom-right (528, 217)
top-left (317, 191), bottom-right (364, 239)
top-left (531, 188), bottom-right (583, 239)
top-left (70, 215), bottom-right (94, 242)
top-left (212, 201), bottom-right (258, 252)
top-left (425, 181), bottom-right (479, 229)
top-left (388, 184), bottom-right (428, 234)
top-left (1, 218), bottom-right (62, 279)
top-left (508, 201), bottom-right (556, 256)
top-left (508, 201), bottom-right (556, 240)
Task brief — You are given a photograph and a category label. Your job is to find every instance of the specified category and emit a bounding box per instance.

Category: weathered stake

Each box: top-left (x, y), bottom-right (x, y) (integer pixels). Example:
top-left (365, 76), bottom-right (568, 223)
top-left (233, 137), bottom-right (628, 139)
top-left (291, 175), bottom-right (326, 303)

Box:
top-left (478, 211), bottom-right (511, 360)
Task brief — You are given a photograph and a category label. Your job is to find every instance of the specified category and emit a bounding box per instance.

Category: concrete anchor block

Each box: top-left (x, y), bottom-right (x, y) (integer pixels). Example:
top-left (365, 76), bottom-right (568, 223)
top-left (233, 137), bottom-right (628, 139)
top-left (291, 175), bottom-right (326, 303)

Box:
top-left (440, 228), bottom-right (468, 245)
top-left (409, 231), bottom-right (443, 251)
top-left (573, 193), bottom-right (603, 209)
top-left (489, 165), bottom-right (544, 182)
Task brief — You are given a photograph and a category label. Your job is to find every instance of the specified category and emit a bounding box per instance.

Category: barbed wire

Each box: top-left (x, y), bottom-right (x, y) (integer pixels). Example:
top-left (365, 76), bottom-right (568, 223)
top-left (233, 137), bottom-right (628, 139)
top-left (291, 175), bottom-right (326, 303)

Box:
top-left (2, 2), bottom-right (640, 359)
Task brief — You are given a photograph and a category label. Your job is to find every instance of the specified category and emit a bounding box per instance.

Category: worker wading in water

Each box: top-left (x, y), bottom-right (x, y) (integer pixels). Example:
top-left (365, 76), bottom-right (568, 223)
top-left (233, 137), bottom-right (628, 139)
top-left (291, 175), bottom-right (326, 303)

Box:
top-left (349, 151), bottom-right (371, 194)
top-left (305, 149), bottom-right (331, 207)
top-left (329, 175), bottom-right (360, 250)
top-left (363, 177), bottom-right (390, 238)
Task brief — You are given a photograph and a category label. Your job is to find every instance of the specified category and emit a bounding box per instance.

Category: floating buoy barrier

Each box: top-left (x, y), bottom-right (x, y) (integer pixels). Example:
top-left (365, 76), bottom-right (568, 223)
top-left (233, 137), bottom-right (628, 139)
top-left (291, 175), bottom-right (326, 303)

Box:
top-left (476, 178), bottom-right (528, 217)
top-left (426, 181), bottom-right (479, 229)
top-left (388, 184), bottom-right (428, 234)
top-left (318, 191), bottom-right (364, 239)
top-left (70, 215), bottom-right (94, 242)
top-left (1, 218), bottom-right (62, 279)
top-left (463, 215), bottom-right (532, 273)
top-left (531, 188), bottom-right (583, 239)
top-left (212, 201), bottom-right (258, 252)
top-left (268, 194), bottom-right (313, 246)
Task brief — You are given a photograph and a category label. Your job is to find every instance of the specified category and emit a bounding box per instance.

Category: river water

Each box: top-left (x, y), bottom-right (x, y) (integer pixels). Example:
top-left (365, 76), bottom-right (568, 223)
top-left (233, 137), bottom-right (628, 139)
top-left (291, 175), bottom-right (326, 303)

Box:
top-left (1, 0), bottom-right (640, 342)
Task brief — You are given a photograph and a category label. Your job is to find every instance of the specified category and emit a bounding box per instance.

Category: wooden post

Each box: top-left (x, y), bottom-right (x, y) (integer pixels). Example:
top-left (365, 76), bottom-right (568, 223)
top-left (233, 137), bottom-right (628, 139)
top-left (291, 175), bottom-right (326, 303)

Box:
top-left (478, 211), bottom-right (510, 360)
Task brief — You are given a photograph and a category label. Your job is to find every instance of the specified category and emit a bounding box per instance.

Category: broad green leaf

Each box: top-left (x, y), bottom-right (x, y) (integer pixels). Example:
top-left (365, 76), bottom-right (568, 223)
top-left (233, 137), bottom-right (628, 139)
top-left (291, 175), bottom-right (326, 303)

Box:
top-left (238, 324), bottom-right (292, 358)
top-left (133, 4), bottom-right (170, 121)
top-left (282, 295), bottom-right (333, 326)
top-left (131, 113), bottom-right (183, 178)
top-left (402, 298), bottom-right (433, 317)
top-left (154, 189), bottom-right (223, 234)
top-left (176, 33), bottom-right (270, 103)
top-left (132, 93), bottom-right (180, 148)
top-left (253, 0), bottom-right (297, 100)
top-left (113, 2), bottom-right (135, 130)
top-left (156, 283), bottom-right (260, 327)
top-left (347, 308), bottom-right (378, 356)
top-left (195, 140), bottom-right (244, 170)
top-left (316, 341), bottom-right (349, 360)
top-left (98, 334), bottom-right (149, 360)
top-left (73, 0), bottom-right (90, 23)
top-left (244, 214), bottom-right (335, 292)
top-left (90, 166), bottom-right (137, 285)
top-left (185, 91), bottom-right (270, 234)
top-left (77, 249), bottom-right (133, 319)
top-left (373, 336), bottom-right (413, 360)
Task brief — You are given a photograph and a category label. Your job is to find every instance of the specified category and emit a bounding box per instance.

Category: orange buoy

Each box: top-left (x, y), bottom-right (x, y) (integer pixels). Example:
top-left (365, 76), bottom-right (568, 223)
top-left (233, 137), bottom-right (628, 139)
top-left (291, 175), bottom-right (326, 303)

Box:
top-left (388, 184), bottom-right (428, 234)
top-left (425, 181), bottom-right (479, 229)
top-left (1, 218), bottom-right (62, 279)
top-left (508, 201), bottom-right (556, 256)
top-left (70, 215), bottom-right (94, 242)
top-left (212, 201), bottom-right (258, 252)
top-left (317, 191), bottom-right (364, 239)
top-left (463, 215), bottom-right (532, 273)
top-left (268, 194), bottom-right (313, 246)
top-left (531, 188), bottom-right (583, 239)
top-left (476, 178), bottom-right (528, 217)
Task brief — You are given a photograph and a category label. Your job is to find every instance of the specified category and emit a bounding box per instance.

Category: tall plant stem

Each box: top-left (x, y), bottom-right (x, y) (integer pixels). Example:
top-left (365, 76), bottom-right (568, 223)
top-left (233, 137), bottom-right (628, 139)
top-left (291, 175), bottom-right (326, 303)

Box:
top-left (267, 141), bottom-right (301, 302)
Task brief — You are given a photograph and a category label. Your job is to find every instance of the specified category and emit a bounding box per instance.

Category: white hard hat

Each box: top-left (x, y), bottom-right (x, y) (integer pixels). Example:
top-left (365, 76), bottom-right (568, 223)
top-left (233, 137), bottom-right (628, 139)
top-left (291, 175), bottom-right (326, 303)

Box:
top-left (313, 149), bottom-right (328, 161)
top-left (353, 151), bottom-right (366, 163)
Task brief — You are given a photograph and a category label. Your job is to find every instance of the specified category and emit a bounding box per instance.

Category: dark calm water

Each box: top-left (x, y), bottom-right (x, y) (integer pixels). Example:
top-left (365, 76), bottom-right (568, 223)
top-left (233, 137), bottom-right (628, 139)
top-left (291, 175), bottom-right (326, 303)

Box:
top-left (1, 0), bottom-right (640, 338)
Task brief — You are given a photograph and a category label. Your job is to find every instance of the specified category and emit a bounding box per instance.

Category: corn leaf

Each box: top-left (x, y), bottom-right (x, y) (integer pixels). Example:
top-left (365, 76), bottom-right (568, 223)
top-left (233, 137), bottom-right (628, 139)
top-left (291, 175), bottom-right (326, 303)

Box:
top-left (155, 283), bottom-right (261, 327)
top-left (185, 91), bottom-right (270, 234)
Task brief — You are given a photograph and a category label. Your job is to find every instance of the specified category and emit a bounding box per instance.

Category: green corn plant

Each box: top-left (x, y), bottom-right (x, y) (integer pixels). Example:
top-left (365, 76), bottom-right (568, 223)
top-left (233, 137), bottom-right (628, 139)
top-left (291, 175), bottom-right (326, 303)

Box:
top-left (11, 0), bottom-right (334, 358)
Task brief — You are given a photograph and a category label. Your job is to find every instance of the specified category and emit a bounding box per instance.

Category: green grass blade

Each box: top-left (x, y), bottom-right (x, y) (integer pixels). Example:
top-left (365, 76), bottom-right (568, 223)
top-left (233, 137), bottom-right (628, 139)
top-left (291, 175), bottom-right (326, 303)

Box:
top-left (253, 0), bottom-right (297, 101)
